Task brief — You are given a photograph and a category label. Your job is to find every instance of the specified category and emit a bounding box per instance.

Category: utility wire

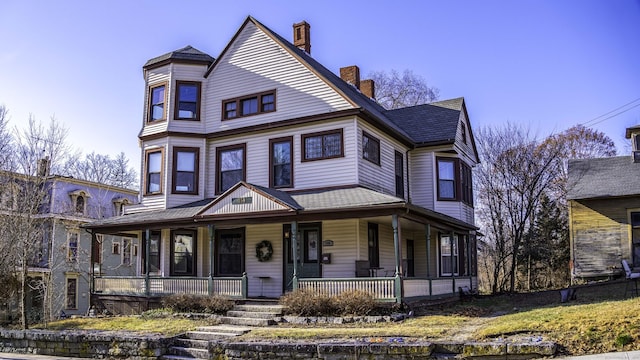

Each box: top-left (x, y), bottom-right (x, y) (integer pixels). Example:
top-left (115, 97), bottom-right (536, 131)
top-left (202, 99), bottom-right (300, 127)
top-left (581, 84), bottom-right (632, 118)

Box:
top-left (581, 97), bottom-right (640, 127)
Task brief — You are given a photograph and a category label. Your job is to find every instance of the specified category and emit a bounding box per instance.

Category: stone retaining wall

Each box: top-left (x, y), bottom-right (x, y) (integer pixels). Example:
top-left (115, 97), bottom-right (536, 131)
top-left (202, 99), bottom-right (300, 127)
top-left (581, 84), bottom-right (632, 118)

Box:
top-left (0, 329), bottom-right (170, 359)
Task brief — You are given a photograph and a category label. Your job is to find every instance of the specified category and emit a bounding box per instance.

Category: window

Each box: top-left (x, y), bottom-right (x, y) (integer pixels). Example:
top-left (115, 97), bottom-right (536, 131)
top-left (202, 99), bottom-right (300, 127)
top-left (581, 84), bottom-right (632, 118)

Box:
top-left (145, 149), bottom-right (163, 195)
top-left (122, 238), bottom-right (132, 266)
top-left (171, 229), bottom-right (196, 276)
top-left (461, 122), bottom-right (467, 144)
top-left (174, 81), bottom-right (201, 120)
top-left (362, 132), bottom-right (380, 165)
top-left (143, 230), bottom-right (161, 274)
top-left (222, 90), bottom-right (276, 120)
top-left (440, 234), bottom-right (459, 276)
top-left (172, 147), bottom-right (199, 194)
top-left (92, 234), bottom-right (103, 274)
top-left (302, 129), bottom-right (343, 161)
top-left (270, 137), bottom-right (293, 188)
top-left (461, 163), bottom-right (473, 206)
top-left (395, 151), bottom-right (404, 198)
top-left (65, 277), bottom-right (77, 310)
top-left (113, 198), bottom-right (130, 216)
top-left (368, 223), bottom-right (379, 268)
top-left (148, 83), bottom-right (167, 122)
top-left (112, 241), bottom-right (120, 255)
top-left (216, 144), bottom-right (245, 194)
top-left (75, 196), bottom-right (85, 214)
top-left (437, 158), bottom-right (456, 200)
top-left (67, 231), bottom-right (78, 262)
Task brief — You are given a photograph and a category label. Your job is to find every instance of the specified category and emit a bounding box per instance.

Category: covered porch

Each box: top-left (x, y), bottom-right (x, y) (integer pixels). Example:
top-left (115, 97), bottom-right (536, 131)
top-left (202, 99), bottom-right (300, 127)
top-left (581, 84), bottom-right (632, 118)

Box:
top-left (86, 184), bottom-right (478, 309)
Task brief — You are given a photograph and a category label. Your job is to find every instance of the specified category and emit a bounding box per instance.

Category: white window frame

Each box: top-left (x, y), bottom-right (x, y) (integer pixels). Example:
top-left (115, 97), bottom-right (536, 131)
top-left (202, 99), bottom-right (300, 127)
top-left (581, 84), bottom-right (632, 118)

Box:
top-left (67, 231), bottom-right (79, 263)
top-left (65, 275), bottom-right (78, 310)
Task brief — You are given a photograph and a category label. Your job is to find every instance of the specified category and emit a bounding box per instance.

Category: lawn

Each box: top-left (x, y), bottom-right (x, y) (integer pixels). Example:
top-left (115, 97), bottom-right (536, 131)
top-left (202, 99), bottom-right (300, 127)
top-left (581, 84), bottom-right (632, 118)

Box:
top-left (31, 280), bottom-right (640, 356)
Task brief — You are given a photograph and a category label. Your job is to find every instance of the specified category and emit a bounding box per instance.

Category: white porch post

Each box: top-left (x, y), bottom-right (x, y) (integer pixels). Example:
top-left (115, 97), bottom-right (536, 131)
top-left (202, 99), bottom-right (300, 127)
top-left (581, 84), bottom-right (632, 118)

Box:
top-left (144, 229), bottom-right (150, 296)
top-left (208, 224), bottom-right (215, 295)
top-left (393, 214), bottom-right (401, 276)
top-left (450, 230), bottom-right (456, 293)
top-left (425, 224), bottom-right (431, 278)
top-left (291, 221), bottom-right (299, 289)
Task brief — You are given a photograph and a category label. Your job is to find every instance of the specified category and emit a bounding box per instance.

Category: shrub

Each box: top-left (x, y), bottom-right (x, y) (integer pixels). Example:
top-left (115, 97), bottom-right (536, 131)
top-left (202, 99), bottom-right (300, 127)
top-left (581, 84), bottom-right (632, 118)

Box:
top-left (280, 289), bottom-right (377, 316)
top-left (615, 333), bottom-right (633, 347)
top-left (280, 289), bottom-right (336, 316)
top-left (335, 290), bottom-right (376, 316)
top-left (161, 294), bottom-right (233, 314)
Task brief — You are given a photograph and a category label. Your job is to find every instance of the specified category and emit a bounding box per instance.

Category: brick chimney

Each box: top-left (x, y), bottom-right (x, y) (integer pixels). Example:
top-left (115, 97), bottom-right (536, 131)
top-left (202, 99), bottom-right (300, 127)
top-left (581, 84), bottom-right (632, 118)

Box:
top-left (293, 21), bottom-right (311, 54)
top-left (360, 79), bottom-right (375, 99)
top-left (340, 65), bottom-right (360, 89)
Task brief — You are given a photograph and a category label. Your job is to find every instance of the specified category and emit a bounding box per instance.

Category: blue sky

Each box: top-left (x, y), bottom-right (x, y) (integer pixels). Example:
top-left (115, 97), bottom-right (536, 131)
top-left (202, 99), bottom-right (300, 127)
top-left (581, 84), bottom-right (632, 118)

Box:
top-left (1, 1), bottom-right (639, 167)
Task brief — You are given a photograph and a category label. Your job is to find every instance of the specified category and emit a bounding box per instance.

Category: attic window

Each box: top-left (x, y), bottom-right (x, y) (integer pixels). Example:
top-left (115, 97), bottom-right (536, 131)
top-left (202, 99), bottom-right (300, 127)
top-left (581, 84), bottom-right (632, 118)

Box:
top-left (69, 190), bottom-right (90, 215)
top-left (461, 123), bottom-right (467, 144)
top-left (222, 90), bottom-right (276, 120)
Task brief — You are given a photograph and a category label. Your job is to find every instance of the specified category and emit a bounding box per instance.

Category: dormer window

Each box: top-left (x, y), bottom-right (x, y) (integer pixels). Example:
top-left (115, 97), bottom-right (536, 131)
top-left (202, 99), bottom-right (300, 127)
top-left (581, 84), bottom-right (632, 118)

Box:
top-left (69, 190), bottom-right (90, 215)
top-left (112, 197), bottom-right (132, 216)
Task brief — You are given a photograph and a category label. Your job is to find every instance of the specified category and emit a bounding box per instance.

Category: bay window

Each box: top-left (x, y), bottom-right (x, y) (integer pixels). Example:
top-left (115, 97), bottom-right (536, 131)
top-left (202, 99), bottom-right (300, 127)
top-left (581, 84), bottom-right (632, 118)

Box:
top-left (172, 147), bottom-right (199, 194)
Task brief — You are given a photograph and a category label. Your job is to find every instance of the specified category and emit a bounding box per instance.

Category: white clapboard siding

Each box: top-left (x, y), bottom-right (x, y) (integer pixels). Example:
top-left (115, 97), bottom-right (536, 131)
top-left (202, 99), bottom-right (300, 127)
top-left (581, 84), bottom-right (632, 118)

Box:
top-left (204, 118), bottom-right (358, 198)
top-left (200, 185), bottom-right (289, 216)
top-left (320, 220), bottom-right (359, 278)
top-left (409, 149), bottom-right (435, 210)
top-left (204, 21), bottom-right (354, 134)
top-left (245, 224), bottom-right (284, 298)
top-left (357, 122), bottom-right (409, 198)
top-left (454, 110), bottom-right (478, 165)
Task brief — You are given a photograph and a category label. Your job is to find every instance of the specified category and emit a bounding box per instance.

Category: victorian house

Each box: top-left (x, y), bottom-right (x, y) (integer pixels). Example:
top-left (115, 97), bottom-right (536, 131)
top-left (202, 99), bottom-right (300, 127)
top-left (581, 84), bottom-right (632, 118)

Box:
top-left (85, 17), bottom-right (479, 314)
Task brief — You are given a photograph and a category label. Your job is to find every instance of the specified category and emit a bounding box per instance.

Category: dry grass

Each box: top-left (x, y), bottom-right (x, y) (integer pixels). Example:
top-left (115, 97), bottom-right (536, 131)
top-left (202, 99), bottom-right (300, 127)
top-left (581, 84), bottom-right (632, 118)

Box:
top-left (32, 280), bottom-right (640, 356)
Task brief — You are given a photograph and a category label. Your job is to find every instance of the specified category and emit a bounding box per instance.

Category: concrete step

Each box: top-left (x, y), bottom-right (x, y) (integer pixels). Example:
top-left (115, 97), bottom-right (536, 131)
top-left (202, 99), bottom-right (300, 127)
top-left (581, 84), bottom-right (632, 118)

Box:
top-left (233, 304), bottom-right (284, 314)
top-left (226, 310), bottom-right (280, 319)
top-left (186, 330), bottom-right (238, 340)
top-left (197, 325), bottom-right (253, 335)
top-left (167, 346), bottom-right (209, 359)
top-left (159, 355), bottom-right (200, 360)
top-left (173, 337), bottom-right (209, 349)
top-left (219, 316), bottom-right (276, 327)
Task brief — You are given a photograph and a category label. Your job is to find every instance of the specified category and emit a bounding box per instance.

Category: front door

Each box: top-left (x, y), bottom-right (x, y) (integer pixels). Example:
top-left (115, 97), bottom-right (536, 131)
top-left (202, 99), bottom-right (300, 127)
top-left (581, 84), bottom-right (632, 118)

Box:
top-left (216, 228), bottom-right (245, 276)
top-left (284, 223), bottom-right (322, 291)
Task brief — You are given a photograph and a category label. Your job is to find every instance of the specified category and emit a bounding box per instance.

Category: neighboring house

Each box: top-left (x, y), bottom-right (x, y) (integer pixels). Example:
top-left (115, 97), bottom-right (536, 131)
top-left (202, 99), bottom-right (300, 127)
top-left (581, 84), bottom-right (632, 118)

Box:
top-left (567, 125), bottom-right (640, 282)
top-left (85, 16), bottom-right (479, 314)
top-left (0, 166), bottom-right (138, 321)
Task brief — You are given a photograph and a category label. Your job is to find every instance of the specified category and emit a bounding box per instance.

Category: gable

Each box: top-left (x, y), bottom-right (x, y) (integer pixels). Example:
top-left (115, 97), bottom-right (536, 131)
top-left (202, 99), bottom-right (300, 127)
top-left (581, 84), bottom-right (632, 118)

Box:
top-left (204, 20), bottom-right (354, 132)
top-left (198, 183), bottom-right (296, 217)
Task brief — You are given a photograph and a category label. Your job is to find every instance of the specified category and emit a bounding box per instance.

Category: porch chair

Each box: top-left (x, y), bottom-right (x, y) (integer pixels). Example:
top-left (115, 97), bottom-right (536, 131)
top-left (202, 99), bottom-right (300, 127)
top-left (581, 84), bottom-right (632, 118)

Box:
top-left (355, 260), bottom-right (370, 277)
top-left (621, 259), bottom-right (640, 297)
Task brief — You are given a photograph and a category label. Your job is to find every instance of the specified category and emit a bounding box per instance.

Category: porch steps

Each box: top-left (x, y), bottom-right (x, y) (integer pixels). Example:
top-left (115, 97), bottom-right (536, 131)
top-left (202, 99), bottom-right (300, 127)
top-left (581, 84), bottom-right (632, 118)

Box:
top-left (160, 325), bottom-right (252, 360)
top-left (218, 303), bottom-right (284, 327)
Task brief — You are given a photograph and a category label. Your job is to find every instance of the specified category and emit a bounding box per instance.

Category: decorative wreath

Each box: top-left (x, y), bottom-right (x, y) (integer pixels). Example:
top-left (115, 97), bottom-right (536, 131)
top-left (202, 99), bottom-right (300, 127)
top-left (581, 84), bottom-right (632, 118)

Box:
top-left (255, 240), bottom-right (274, 262)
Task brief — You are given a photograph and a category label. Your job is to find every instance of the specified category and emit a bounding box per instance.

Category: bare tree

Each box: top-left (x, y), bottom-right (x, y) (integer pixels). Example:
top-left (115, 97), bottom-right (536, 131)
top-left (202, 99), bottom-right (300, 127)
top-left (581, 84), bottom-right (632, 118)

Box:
top-left (476, 123), bottom-right (561, 293)
top-left (367, 69), bottom-right (440, 110)
top-left (66, 151), bottom-right (138, 190)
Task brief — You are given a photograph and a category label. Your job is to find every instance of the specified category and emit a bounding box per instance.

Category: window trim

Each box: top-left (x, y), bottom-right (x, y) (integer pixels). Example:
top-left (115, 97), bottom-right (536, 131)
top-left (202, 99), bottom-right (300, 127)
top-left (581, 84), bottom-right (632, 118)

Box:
top-left (65, 276), bottom-right (78, 310)
top-left (67, 231), bottom-right (79, 263)
top-left (436, 157), bottom-right (458, 201)
top-left (269, 136), bottom-right (294, 188)
top-left (173, 81), bottom-right (202, 121)
top-left (215, 143), bottom-right (247, 194)
top-left (170, 229), bottom-right (198, 277)
top-left (171, 147), bottom-right (200, 195)
top-left (144, 148), bottom-right (164, 196)
top-left (461, 162), bottom-right (473, 206)
top-left (147, 82), bottom-right (168, 123)
top-left (301, 129), bottom-right (344, 162)
top-left (461, 122), bottom-right (467, 144)
top-left (395, 151), bottom-right (404, 198)
top-left (222, 90), bottom-right (276, 120)
top-left (439, 233), bottom-right (459, 277)
top-left (142, 230), bottom-right (162, 274)
top-left (362, 131), bottom-right (381, 166)
top-left (112, 241), bottom-right (120, 255)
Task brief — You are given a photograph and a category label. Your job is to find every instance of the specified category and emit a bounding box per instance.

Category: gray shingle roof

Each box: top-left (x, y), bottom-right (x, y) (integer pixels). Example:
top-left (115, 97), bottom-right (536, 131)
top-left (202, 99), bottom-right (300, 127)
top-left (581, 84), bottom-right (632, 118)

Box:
top-left (384, 98), bottom-right (463, 145)
top-left (291, 187), bottom-right (403, 211)
top-left (144, 45), bottom-right (215, 69)
top-left (567, 156), bottom-right (640, 200)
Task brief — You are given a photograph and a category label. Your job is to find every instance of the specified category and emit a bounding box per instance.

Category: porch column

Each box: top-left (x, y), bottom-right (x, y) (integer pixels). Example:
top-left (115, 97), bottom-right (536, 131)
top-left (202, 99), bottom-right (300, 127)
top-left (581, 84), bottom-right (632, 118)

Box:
top-left (393, 214), bottom-right (401, 276)
top-left (291, 221), bottom-right (299, 290)
top-left (425, 224), bottom-right (431, 278)
top-left (208, 224), bottom-right (215, 295)
top-left (144, 229), bottom-right (150, 296)
top-left (450, 231), bottom-right (456, 293)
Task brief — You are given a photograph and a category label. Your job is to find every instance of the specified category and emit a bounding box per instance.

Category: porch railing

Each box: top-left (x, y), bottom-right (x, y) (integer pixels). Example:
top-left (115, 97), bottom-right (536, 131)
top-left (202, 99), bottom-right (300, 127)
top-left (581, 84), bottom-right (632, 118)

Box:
top-left (93, 275), bottom-right (247, 299)
top-left (295, 276), bottom-right (477, 303)
top-left (297, 277), bottom-right (398, 302)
